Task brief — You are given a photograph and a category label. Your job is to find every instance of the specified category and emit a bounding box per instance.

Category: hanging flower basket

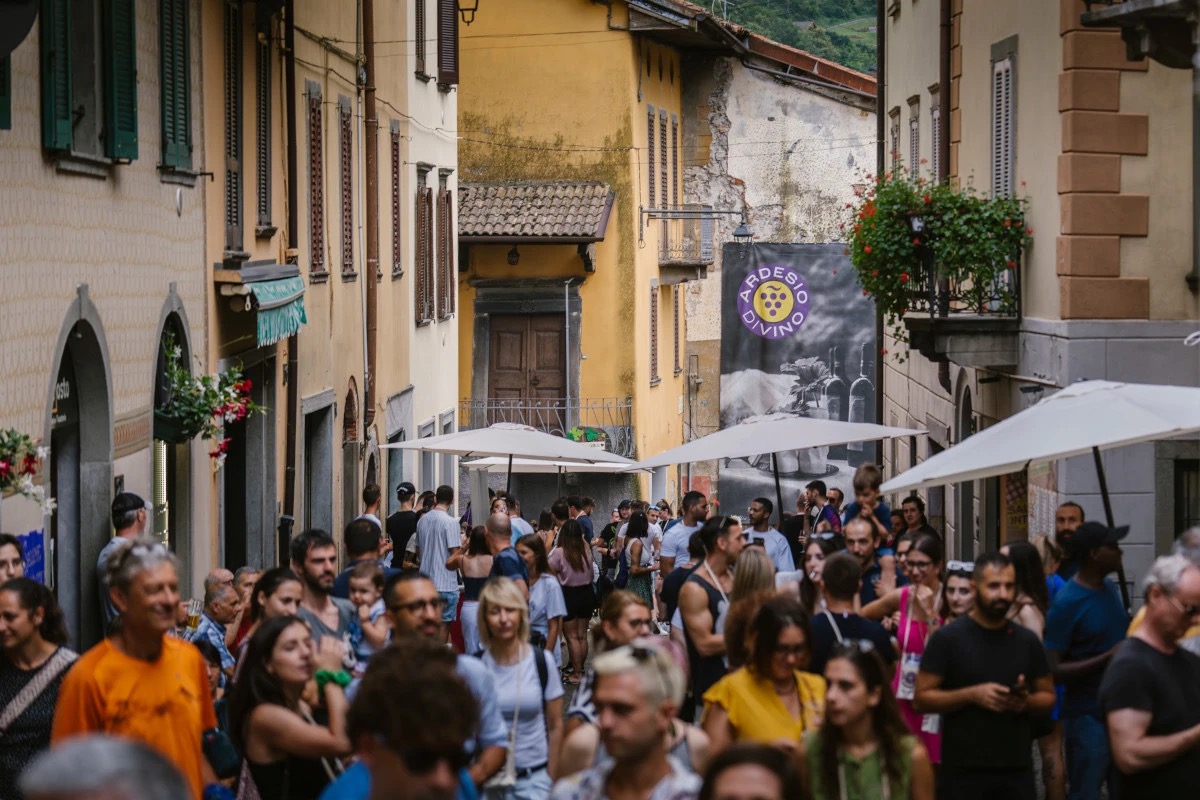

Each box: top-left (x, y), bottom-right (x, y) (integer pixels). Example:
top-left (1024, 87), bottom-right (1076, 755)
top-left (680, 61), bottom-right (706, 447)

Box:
top-left (158, 336), bottom-right (262, 469)
top-left (0, 430), bottom-right (55, 516)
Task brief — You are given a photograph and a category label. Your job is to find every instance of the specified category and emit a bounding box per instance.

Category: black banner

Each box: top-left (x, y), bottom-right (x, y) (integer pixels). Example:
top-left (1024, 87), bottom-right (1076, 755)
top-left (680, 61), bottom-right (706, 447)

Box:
top-left (719, 242), bottom-right (878, 521)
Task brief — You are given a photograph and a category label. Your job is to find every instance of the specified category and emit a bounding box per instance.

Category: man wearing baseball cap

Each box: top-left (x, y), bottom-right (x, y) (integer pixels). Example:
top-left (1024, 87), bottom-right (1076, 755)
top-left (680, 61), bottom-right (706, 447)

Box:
top-left (1045, 520), bottom-right (1131, 800)
top-left (95, 492), bottom-right (151, 628)
top-left (386, 482), bottom-right (420, 565)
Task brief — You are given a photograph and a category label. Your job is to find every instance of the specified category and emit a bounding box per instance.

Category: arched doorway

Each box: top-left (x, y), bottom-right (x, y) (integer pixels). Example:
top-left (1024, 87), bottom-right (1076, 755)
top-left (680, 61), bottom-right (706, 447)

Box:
top-left (956, 385), bottom-right (976, 559)
top-left (343, 379), bottom-right (360, 531)
top-left (152, 309), bottom-right (192, 587)
top-left (47, 293), bottom-right (113, 647)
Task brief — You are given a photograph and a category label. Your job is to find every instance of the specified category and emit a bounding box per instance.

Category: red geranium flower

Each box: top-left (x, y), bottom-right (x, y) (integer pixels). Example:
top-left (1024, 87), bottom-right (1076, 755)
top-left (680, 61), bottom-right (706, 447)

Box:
top-left (863, 245), bottom-right (872, 254)
top-left (900, 272), bottom-right (909, 283)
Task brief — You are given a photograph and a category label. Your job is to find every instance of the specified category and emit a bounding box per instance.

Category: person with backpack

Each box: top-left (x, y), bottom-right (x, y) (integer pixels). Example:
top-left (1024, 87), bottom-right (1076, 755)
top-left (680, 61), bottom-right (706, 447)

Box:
top-left (476, 577), bottom-right (564, 799)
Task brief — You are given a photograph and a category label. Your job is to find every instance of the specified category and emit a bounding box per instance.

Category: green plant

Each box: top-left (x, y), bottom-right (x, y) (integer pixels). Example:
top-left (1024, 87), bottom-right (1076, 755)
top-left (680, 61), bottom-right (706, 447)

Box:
top-left (158, 337), bottom-right (261, 468)
top-left (565, 426), bottom-right (605, 443)
top-left (0, 430), bottom-right (54, 515)
top-left (844, 165), bottom-right (1032, 358)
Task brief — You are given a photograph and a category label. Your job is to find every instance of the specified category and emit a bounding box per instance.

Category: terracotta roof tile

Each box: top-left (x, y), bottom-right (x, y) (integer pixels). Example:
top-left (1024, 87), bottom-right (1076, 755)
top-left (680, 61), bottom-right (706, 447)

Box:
top-left (458, 181), bottom-right (615, 240)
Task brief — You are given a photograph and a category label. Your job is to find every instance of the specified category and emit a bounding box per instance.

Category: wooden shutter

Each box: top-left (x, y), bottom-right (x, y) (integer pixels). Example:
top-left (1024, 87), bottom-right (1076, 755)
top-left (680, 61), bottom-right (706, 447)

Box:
top-left (659, 110), bottom-right (668, 208)
top-left (646, 107), bottom-right (655, 207)
top-left (225, 3), bottom-right (243, 250)
top-left (339, 96), bottom-right (353, 274)
top-left (436, 0), bottom-right (458, 88)
top-left (160, 0), bottom-right (191, 169)
top-left (991, 56), bottom-right (1014, 198)
top-left (255, 28), bottom-right (271, 227)
top-left (391, 123), bottom-right (401, 275)
top-left (671, 115), bottom-right (678, 207)
top-left (930, 100), bottom-right (942, 182)
top-left (673, 285), bottom-right (681, 375)
top-left (415, 0), bottom-right (426, 75)
top-left (415, 184), bottom-right (434, 324)
top-left (307, 84), bottom-right (326, 276)
top-left (436, 187), bottom-right (454, 318)
top-left (909, 114), bottom-right (918, 173)
top-left (0, 56), bottom-right (11, 130)
top-left (40, 0), bottom-right (73, 151)
top-left (649, 284), bottom-right (659, 384)
top-left (104, 0), bottom-right (139, 160)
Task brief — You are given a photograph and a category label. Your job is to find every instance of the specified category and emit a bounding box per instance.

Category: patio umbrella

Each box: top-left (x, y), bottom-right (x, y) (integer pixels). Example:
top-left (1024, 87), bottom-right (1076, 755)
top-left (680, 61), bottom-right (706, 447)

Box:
top-left (880, 379), bottom-right (1200, 609)
top-left (635, 413), bottom-right (924, 526)
top-left (462, 456), bottom-right (648, 474)
top-left (380, 423), bottom-right (635, 493)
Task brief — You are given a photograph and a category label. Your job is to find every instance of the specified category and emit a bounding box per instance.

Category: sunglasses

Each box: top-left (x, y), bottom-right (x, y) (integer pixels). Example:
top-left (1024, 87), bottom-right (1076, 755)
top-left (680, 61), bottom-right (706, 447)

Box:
top-left (1168, 595), bottom-right (1200, 617)
top-left (830, 639), bottom-right (876, 657)
top-left (946, 560), bottom-right (975, 576)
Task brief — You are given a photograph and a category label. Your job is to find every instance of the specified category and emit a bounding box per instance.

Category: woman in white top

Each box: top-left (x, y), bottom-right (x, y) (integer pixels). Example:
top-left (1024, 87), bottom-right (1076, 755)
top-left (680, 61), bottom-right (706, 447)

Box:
top-left (477, 577), bottom-right (564, 799)
top-left (515, 534), bottom-right (566, 653)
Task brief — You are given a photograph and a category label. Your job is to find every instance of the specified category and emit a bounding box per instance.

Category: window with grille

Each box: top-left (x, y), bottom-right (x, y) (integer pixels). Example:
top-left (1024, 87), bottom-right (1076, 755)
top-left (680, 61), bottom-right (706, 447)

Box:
top-left (908, 97), bottom-right (919, 173)
top-left (436, 0), bottom-right (458, 89)
top-left (255, 24), bottom-right (271, 231)
top-left (671, 114), bottom-right (679, 207)
top-left (673, 285), bottom-right (682, 375)
top-left (160, 0), bottom-right (190, 168)
top-left (415, 168), bottom-right (435, 325)
top-left (224, 2), bottom-right (243, 252)
top-left (391, 121), bottom-right (402, 277)
top-left (649, 283), bottom-right (660, 386)
top-left (888, 108), bottom-right (900, 168)
top-left (415, 0), bottom-right (427, 76)
top-left (306, 81), bottom-right (326, 278)
top-left (659, 110), bottom-right (668, 209)
top-left (991, 38), bottom-right (1017, 198)
top-left (929, 87), bottom-right (942, 182)
top-left (436, 173), bottom-right (455, 319)
top-left (647, 106), bottom-right (656, 207)
top-left (339, 96), bottom-right (354, 275)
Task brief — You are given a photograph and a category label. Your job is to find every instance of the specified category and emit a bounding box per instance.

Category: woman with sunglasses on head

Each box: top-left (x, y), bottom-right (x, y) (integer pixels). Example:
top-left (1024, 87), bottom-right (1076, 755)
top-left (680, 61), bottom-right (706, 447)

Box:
top-left (228, 615), bottom-right (352, 799)
top-left (941, 561), bottom-right (975, 624)
top-left (798, 642), bottom-right (935, 800)
top-left (702, 594), bottom-right (825, 758)
top-left (477, 576), bottom-right (564, 798)
top-left (861, 532), bottom-right (944, 765)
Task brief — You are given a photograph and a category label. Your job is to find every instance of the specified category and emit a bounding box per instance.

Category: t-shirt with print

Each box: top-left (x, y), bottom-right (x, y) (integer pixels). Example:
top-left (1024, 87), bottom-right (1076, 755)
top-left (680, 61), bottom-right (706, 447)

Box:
top-left (744, 527), bottom-right (795, 573)
top-left (414, 508), bottom-right (463, 593)
top-left (490, 547), bottom-right (530, 586)
top-left (919, 615), bottom-right (1050, 770)
top-left (479, 647), bottom-right (564, 770)
top-left (52, 638), bottom-right (217, 799)
top-left (297, 597), bottom-right (361, 672)
top-left (1044, 577), bottom-right (1128, 718)
top-left (1099, 637), bottom-right (1200, 800)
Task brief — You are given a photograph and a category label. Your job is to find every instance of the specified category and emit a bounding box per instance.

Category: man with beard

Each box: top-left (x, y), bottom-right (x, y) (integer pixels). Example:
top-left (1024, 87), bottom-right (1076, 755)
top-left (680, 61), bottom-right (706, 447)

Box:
top-left (915, 552), bottom-right (1055, 800)
top-left (291, 529), bottom-right (357, 659)
top-left (1054, 501), bottom-right (1086, 580)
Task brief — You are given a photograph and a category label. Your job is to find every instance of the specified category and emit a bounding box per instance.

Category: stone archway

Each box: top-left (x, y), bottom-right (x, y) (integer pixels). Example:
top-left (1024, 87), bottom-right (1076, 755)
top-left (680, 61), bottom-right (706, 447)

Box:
top-left (152, 291), bottom-right (194, 591)
top-left (342, 379), bottom-right (361, 532)
top-left (956, 381), bottom-right (976, 560)
top-left (45, 286), bottom-right (113, 647)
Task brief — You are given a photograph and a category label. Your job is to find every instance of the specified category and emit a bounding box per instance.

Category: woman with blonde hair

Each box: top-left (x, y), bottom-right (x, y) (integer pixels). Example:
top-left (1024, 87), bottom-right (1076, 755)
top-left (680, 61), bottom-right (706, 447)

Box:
top-left (477, 577), bottom-right (564, 798)
top-left (732, 547), bottom-right (776, 602)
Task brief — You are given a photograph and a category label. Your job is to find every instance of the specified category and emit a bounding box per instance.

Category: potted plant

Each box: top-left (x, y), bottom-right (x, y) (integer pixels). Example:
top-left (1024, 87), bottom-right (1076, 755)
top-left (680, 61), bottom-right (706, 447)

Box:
top-left (843, 164), bottom-right (1032, 357)
top-left (156, 338), bottom-right (261, 469)
top-left (0, 430), bottom-right (55, 516)
top-left (565, 426), bottom-right (609, 449)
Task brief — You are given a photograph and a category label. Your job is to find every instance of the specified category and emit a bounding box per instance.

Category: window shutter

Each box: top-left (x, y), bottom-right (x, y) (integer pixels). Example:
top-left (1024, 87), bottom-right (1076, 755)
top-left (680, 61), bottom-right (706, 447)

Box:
top-left (436, 0), bottom-right (458, 88)
top-left (992, 56), bottom-right (1014, 198)
top-left (930, 104), bottom-right (942, 182)
top-left (909, 115), bottom-right (918, 173)
top-left (0, 55), bottom-right (11, 130)
top-left (307, 83), bottom-right (326, 276)
top-left (225, 3), bottom-right (243, 250)
top-left (659, 110), bottom-right (668, 208)
top-left (104, 0), bottom-right (139, 160)
top-left (670, 115), bottom-right (678, 207)
top-left (436, 187), bottom-right (454, 318)
top-left (414, 0), bottom-right (426, 75)
top-left (415, 183), bottom-right (434, 324)
top-left (40, 0), bottom-right (73, 151)
top-left (391, 123), bottom-right (401, 275)
top-left (646, 107), bottom-right (655, 207)
top-left (255, 28), bottom-right (271, 227)
top-left (339, 96), bottom-right (353, 273)
top-left (160, 0), bottom-right (191, 169)
top-left (649, 284), bottom-right (660, 384)
top-left (673, 284), bottom-right (681, 375)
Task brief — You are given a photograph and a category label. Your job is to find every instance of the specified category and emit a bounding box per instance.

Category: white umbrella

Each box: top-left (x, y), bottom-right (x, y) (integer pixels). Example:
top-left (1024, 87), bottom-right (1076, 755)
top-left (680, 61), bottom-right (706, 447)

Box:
top-left (880, 379), bottom-right (1200, 609)
top-left (380, 423), bottom-right (635, 492)
top-left (462, 456), bottom-right (648, 474)
top-left (636, 413), bottom-right (924, 525)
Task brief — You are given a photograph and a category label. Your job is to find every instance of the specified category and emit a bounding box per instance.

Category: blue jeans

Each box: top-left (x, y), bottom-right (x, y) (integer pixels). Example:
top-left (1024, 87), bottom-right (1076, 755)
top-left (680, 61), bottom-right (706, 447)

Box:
top-left (439, 590), bottom-right (460, 622)
top-left (484, 768), bottom-right (550, 800)
top-left (1065, 712), bottom-right (1114, 800)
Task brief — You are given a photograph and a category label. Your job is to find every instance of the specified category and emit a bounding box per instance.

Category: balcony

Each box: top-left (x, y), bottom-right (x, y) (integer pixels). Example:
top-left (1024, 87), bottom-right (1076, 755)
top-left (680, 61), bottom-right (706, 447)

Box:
top-left (903, 253), bottom-right (1022, 368)
top-left (643, 205), bottom-right (715, 283)
top-left (459, 397), bottom-right (635, 458)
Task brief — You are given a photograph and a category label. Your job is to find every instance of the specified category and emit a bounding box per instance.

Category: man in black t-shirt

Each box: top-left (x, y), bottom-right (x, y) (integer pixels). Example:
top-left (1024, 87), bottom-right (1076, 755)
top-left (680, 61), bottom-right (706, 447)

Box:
top-left (1100, 554), bottom-right (1200, 800)
top-left (808, 553), bottom-right (896, 676)
top-left (385, 481), bottom-right (419, 562)
top-left (915, 552), bottom-right (1056, 800)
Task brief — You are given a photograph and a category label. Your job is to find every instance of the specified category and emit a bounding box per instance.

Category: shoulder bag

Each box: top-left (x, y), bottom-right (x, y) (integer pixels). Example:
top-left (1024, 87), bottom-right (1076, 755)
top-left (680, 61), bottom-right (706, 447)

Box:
top-left (0, 647), bottom-right (77, 737)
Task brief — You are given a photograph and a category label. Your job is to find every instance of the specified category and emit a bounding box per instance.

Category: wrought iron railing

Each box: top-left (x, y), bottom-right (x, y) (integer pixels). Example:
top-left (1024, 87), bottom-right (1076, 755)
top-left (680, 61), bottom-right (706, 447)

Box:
top-left (459, 397), bottom-right (636, 458)
top-left (658, 205), bottom-right (715, 265)
top-left (906, 252), bottom-right (1021, 319)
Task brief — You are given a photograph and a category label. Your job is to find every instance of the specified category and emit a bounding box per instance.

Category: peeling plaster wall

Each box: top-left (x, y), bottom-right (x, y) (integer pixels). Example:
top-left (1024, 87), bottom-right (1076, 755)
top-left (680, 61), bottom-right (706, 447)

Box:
top-left (681, 56), bottom-right (875, 488)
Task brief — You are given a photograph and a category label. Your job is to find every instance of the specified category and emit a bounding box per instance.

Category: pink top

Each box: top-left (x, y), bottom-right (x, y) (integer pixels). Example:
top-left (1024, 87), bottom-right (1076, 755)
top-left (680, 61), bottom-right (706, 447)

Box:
top-left (893, 585), bottom-right (942, 763)
top-left (549, 546), bottom-right (594, 587)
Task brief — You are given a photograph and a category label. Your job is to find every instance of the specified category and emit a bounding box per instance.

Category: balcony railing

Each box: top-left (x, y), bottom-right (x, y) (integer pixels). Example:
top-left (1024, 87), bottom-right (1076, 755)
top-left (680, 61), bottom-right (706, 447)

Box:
top-left (658, 205), bottom-right (715, 266)
top-left (459, 397), bottom-right (635, 458)
top-left (906, 254), bottom-right (1021, 320)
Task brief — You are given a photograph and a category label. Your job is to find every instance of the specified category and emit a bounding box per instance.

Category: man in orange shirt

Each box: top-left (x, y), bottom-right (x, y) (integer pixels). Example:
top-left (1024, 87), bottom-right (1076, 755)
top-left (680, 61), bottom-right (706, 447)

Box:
top-left (53, 536), bottom-right (216, 799)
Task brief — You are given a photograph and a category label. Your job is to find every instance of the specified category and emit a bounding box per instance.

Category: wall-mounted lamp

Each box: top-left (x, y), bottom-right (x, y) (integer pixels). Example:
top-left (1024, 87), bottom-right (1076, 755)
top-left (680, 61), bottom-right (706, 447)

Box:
top-left (458, 0), bottom-right (479, 24)
top-left (507, 246), bottom-right (520, 266)
top-left (733, 217), bottom-right (753, 244)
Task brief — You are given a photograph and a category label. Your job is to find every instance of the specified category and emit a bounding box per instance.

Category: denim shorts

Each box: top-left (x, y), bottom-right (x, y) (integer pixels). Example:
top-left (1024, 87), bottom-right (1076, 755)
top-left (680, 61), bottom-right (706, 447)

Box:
top-left (439, 590), bottom-right (459, 622)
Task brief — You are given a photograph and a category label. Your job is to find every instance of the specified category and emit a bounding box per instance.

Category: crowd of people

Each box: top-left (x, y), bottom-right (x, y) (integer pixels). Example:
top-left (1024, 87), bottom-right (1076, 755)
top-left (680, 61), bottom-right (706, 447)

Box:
top-left (0, 465), bottom-right (1198, 800)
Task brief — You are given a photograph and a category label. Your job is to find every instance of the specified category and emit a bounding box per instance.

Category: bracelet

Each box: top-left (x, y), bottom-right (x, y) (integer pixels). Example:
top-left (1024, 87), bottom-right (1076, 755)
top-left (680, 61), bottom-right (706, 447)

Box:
top-left (315, 669), bottom-right (352, 691)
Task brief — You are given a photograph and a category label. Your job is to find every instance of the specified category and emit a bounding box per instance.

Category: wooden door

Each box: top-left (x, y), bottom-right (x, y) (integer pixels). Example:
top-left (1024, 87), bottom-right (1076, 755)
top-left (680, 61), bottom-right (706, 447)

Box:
top-left (488, 314), bottom-right (565, 429)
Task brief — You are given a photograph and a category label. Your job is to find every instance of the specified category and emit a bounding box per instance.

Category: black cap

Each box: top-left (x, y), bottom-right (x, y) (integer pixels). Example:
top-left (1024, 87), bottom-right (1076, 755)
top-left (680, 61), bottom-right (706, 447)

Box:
top-left (1069, 521), bottom-right (1129, 557)
top-left (111, 492), bottom-right (148, 516)
top-left (618, 499), bottom-right (632, 510)
top-left (396, 481), bottom-right (417, 500)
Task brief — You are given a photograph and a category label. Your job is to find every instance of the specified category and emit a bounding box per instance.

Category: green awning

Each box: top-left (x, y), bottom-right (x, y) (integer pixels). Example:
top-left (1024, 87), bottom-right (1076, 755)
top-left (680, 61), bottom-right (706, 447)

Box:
top-left (248, 276), bottom-right (307, 347)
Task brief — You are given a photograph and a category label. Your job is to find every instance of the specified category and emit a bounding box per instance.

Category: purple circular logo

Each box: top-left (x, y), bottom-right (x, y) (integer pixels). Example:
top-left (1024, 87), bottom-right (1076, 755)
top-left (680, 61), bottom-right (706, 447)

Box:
top-left (736, 265), bottom-right (811, 340)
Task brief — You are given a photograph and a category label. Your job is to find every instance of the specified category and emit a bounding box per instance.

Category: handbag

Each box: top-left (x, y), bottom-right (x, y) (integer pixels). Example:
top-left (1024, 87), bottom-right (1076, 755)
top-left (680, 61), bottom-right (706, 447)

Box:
top-left (0, 647), bottom-right (77, 737)
top-left (482, 649), bottom-right (526, 790)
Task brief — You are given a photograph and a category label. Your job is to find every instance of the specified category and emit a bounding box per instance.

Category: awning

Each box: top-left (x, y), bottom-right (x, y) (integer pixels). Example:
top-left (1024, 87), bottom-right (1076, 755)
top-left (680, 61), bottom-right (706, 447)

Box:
top-left (247, 276), bottom-right (307, 347)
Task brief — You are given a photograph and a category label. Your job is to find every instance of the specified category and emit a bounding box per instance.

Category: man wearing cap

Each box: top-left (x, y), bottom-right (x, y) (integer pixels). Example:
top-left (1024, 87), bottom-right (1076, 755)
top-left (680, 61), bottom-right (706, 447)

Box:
top-left (96, 492), bottom-right (150, 628)
top-left (386, 482), bottom-right (419, 564)
top-left (1045, 520), bottom-right (1131, 800)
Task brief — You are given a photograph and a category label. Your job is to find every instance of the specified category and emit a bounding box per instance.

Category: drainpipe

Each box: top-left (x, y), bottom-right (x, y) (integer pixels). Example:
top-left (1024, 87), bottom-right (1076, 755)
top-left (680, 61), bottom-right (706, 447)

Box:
top-left (875, 0), bottom-right (886, 442)
top-left (363, 0), bottom-right (379, 430)
top-left (940, 0), bottom-right (951, 184)
top-left (1190, 34), bottom-right (1199, 292)
top-left (564, 280), bottom-right (572, 429)
top-left (281, 0), bottom-right (300, 555)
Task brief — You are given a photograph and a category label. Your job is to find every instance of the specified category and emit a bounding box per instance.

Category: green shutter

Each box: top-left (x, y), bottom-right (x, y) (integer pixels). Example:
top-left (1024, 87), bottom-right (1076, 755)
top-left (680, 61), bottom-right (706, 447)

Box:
top-left (104, 0), bottom-right (138, 160)
top-left (40, 0), bottom-right (73, 150)
top-left (0, 56), bottom-right (11, 130)
top-left (160, 0), bottom-right (190, 168)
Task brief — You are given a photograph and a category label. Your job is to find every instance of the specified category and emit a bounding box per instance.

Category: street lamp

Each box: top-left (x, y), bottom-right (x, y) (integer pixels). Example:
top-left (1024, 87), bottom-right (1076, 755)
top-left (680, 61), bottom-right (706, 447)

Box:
top-left (507, 246), bottom-right (520, 266)
top-left (733, 217), bottom-right (753, 244)
top-left (458, 0), bottom-right (480, 24)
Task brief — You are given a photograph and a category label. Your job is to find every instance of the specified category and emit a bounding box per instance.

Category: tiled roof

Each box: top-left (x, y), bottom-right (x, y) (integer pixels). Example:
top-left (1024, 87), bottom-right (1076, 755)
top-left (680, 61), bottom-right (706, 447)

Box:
top-left (458, 182), bottom-right (616, 240)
